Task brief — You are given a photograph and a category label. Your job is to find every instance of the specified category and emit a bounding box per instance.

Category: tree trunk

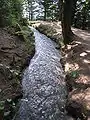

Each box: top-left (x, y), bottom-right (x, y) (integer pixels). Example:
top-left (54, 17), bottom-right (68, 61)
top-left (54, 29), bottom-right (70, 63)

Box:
top-left (28, 10), bottom-right (31, 21)
top-left (27, 0), bottom-right (33, 21)
top-left (58, 0), bottom-right (63, 21)
top-left (44, 7), bottom-right (47, 21)
top-left (31, 12), bottom-right (33, 21)
top-left (61, 0), bottom-right (74, 45)
top-left (82, 3), bottom-right (87, 30)
top-left (31, 3), bottom-right (33, 21)
top-left (71, 0), bottom-right (78, 25)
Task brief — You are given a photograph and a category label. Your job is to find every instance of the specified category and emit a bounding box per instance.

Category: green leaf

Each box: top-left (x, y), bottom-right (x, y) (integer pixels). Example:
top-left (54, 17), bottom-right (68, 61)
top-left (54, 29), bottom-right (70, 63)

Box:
top-left (0, 101), bottom-right (5, 110)
top-left (71, 71), bottom-right (79, 78)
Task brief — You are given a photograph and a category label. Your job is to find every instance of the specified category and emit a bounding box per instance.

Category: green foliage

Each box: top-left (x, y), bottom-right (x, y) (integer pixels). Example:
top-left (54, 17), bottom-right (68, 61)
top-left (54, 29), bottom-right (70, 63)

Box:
top-left (25, 0), bottom-right (59, 20)
top-left (0, 101), bottom-right (5, 110)
top-left (15, 23), bottom-right (35, 53)
top-left (0, 0), bottom-right (11, 26)
top-left (0, 0), bottom-right (23, 27)
top-left (2, 98), bottom-right (18, 119)
top-left (25, 0), bottom-right (38, 20)
top-left (40, 0), bottom-right (59, 20)
top-left (72, 0), bottom-right (90, 30)
top-left (70, 70), bottom-right (79, 78)
top-left (20, 18), bottom-right (29, 26)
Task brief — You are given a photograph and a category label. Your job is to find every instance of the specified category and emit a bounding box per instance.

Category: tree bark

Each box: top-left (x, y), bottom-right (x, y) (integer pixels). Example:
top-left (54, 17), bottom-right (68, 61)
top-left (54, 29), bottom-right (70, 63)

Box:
top-left (60, 0), bottom-right (74, 45)
top-left (28, 10), bottom-right (31, 21)
top-left (82, 3), bottom-right (87, 30)
top-left (27, 0), bottom-right (33, 21)
top-left (44, 7), bottom-right (47, 21)
top-left (71, 0), bottom-right (78, 25)
top-left (58, 0), bottom-right (63, 21)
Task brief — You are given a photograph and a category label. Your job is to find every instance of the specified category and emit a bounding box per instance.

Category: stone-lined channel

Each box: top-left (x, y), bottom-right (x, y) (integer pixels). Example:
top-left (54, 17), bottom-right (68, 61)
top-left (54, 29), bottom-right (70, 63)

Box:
top-left (14, 27), bottom-right (67, 120)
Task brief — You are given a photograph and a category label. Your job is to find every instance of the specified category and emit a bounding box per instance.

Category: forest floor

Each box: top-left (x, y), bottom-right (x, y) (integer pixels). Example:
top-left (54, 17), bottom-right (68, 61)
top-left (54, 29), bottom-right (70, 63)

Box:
top-left (0, 27), bottom-right (35, 119)
top-left (34, 21), bottom-right (90, 119)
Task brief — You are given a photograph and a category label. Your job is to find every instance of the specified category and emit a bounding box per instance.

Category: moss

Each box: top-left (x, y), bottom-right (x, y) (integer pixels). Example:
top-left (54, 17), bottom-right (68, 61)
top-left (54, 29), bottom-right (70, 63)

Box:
top-left (15, 24), bottom-right (35, 53)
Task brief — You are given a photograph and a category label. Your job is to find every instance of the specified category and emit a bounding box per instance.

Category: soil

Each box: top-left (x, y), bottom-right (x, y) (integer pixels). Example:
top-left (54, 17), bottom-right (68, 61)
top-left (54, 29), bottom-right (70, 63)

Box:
top-left (0, 27), bottom-right (35, 119)
top-left (35, 21), bottom-right (90, 119)
top-left (65, 28), bottom-right (90, 119)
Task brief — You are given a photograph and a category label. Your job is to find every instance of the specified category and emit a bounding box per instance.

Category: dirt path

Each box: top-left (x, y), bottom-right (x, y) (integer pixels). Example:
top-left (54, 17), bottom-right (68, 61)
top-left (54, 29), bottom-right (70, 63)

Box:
top-left (65, 28), bottom-right (90, 119)
top-left (54, 23), bottom-right (90, 119)
top-left (71, 28), bottom-right (90, 84)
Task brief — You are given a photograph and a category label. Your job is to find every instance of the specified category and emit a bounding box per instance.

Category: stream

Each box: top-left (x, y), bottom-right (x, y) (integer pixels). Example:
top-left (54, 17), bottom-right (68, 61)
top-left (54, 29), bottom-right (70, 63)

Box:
top-left (14, 27), bottom-right (68, 120)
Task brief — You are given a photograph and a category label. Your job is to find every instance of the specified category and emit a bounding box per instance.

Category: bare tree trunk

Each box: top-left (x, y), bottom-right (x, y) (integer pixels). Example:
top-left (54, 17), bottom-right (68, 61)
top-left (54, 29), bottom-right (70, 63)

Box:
top-left (31, 3), bottom-right (33, 21)
top-left (82, 3), bottom-right (87, 30)
top-left (44, 7), bottom-right (47, 21)
top-left (27, 0), bottom-right (33, 21)
top-left (28, 10), bottom-right (31, 21)
top-left (31, 11), bottom-right (33, 21)
top-left (60, 0), bottom-right (74, 45)
top-left (72, 0), bottom-right (77, 23)
top-left (58, 0), bottom-right (63, 21)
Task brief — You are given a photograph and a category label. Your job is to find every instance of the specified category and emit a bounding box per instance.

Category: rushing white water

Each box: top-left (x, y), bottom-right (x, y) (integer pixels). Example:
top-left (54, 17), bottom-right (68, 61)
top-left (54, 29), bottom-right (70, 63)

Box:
top-left (14, 27), bottom-right (67, 120)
